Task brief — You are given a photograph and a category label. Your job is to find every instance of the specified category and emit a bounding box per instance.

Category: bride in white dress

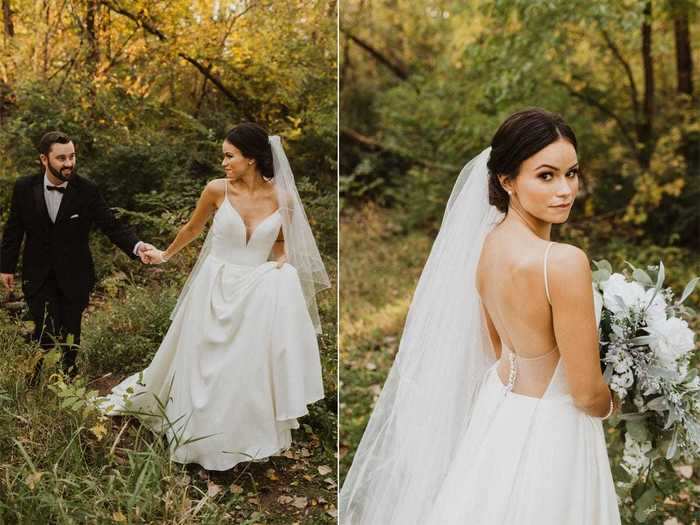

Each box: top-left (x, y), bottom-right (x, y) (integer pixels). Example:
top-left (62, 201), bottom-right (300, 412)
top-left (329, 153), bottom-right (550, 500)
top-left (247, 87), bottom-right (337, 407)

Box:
top-left (98, 123), bottom-right (330, 471)
top-left (340, 109), bottom-right (621, 524)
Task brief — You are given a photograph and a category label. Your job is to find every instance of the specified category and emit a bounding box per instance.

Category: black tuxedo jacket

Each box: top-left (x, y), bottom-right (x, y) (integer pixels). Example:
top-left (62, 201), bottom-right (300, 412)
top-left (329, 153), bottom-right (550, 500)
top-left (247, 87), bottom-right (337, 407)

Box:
top-left (0, 173), bottom-right (139, 302)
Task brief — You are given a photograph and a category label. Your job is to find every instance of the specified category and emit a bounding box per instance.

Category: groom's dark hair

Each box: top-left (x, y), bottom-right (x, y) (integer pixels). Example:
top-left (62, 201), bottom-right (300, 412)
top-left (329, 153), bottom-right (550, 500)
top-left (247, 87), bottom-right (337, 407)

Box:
top-left (38, 131), bottom-right (72, 156)
top-left (487, 108), bottom-right (578, 213)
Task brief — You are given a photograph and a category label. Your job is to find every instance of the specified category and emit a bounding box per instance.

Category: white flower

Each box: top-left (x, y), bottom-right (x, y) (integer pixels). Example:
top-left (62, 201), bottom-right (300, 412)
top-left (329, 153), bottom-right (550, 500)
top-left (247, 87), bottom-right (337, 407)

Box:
top-left (646, 317), bottom-right (696, 369)
top-left (602, 273), bottom-right (647, 316)
top-left (643, 288), bottom-right (667, 324)
top-left (621, 434), bottom-right (652, 479)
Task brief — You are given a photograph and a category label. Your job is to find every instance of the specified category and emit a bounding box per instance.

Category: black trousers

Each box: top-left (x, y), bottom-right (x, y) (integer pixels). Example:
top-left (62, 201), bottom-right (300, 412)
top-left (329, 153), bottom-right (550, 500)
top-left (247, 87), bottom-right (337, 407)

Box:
top-left (26, 271), bottom-right (86, 377)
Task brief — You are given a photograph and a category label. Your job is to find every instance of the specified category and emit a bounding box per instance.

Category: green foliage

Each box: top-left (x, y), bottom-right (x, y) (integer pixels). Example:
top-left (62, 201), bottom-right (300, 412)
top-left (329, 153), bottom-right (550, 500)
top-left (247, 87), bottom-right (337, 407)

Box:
top-left (81, 283), bottom-right (180, 377)
top-left (341, 0), bottom-right (700, 249)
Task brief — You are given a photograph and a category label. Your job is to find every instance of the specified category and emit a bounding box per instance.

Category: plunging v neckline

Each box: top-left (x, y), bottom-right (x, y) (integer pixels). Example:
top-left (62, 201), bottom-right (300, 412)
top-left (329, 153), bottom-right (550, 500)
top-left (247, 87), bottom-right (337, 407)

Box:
top-left (223, 198), bottom-right (280, 247)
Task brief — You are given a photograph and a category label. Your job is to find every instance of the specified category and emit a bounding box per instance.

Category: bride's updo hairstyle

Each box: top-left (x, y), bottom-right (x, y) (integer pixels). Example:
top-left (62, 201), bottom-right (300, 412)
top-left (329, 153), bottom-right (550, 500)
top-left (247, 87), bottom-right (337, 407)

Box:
top-left (225, 122), bottom-right (275, 179)
top-left (487, 108), bottom-right (577, 213)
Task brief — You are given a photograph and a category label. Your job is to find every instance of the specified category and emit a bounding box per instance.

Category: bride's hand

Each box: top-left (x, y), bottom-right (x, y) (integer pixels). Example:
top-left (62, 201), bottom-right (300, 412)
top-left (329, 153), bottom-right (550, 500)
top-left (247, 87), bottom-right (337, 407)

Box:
top-left (144, 248), bottom-right (168, 265)
top-left (275, 254), bottom-right (287, 269)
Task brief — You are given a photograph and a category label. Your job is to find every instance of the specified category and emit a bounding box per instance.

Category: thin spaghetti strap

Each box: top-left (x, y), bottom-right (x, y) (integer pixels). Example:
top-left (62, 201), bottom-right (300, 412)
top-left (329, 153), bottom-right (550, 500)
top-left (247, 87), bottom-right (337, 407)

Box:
top-left (543, 242), bottom-right (554, 306)
top-left (223, 178), bottom-right (228, 197)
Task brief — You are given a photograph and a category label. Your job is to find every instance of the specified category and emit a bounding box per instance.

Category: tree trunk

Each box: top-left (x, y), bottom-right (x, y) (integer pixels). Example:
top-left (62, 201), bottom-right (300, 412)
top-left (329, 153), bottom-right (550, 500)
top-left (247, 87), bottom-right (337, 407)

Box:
top-left (42, 1), bottom-right (50, 79)
top-left (672, 3), bottom-right (698, 184)
top-left (86, 0), bottom-right (100, 72)
top-left (673, 6), bottom-right (693, 98)
top-left (638, 0), bottom-right (655, 169)
top-left (2, 0), bottom-right (13, 38)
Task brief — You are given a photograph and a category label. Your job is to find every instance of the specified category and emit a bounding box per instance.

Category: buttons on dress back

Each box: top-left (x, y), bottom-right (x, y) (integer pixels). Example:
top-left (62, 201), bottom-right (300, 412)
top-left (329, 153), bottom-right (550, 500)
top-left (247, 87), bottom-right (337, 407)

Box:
top-left (504, 351), bottom-right (517, 396)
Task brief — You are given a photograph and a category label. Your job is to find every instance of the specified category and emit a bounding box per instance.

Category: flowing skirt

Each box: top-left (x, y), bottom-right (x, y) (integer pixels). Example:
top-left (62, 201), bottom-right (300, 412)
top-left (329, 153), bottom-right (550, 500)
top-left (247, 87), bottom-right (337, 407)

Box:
top-left (427, 363), bottom-right (620, 524)
top-left (99, 257), bottom-right (324, 471)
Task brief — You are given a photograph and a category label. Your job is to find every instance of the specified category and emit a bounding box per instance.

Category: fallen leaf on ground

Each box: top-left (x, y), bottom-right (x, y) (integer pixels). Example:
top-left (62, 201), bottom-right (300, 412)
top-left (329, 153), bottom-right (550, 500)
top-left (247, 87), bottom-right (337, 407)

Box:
top-left (207, 480), bottom-right (222, 497)
top-left (292, 496), bottom-right (308, 509)
top-left (317, 465), bottom-right (332, 476)
top-left (24, 472), bottom-right (43, 490)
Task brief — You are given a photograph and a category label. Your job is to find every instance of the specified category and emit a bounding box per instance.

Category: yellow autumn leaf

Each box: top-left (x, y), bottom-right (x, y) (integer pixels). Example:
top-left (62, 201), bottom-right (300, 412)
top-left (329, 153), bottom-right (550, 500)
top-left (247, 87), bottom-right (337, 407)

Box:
top-left (24, 472), bottom-right (43, 490)
top-left (90, 423), bottom-right (108, 441)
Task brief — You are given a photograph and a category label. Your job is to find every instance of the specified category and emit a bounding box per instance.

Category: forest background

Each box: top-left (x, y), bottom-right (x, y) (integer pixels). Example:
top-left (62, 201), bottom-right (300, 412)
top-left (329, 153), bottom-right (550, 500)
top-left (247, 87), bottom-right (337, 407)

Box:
top-left (0, 0), bottom-right (338, 523)
top-left (340, 1), bottom-right (699, 524)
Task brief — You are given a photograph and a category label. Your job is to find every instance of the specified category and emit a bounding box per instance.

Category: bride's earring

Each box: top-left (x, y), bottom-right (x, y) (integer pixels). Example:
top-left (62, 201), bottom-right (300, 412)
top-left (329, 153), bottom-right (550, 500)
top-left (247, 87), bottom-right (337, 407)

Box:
top-left (507, 190), bottom-right (512, 196)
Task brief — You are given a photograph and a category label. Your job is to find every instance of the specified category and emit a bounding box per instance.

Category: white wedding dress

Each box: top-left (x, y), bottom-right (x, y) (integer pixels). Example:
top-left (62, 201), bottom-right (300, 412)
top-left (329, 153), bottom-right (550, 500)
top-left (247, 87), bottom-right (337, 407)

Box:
top-left (425, 242), bottom-right (620, 524)
top-left (98, 189), bottom-right (325, 470)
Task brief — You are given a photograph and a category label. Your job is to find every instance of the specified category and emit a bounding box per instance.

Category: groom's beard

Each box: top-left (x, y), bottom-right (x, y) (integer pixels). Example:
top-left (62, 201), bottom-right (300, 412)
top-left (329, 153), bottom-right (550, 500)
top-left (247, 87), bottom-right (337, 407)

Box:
top-left (47, 163), bottom-right (75, 182)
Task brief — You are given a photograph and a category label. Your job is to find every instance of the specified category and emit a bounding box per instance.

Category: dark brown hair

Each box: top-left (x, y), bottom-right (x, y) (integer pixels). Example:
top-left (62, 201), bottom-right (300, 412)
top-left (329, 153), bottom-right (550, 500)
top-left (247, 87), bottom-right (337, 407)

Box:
top-left (225, 122), bottom-right (274, 179)
top-left (487, 108), bottom-right (577, 213)
top-left (38, 131), bottom-right (72, 156)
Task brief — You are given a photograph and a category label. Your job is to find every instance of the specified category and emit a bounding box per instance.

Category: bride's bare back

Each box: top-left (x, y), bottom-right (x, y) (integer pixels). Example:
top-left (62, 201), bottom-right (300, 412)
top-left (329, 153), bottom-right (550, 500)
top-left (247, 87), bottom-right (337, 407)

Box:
top-left (477, 227), bottom-right (556, 360)
top-left (476, 221), bottom-right (611, 413)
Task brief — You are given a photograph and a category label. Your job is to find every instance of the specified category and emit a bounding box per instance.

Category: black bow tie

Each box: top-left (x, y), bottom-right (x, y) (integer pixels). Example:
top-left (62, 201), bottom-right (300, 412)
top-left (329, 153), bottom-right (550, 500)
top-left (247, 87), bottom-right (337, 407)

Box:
top-left (46, 185), bottom-right (66, 194)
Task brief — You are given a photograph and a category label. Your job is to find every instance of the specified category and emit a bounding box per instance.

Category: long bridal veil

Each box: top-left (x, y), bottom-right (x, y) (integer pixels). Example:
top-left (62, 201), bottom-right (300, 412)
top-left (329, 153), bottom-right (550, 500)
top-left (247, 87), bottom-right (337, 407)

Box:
top-left (170, 135), bottom-right (330, 334)
top-left (340, 148), bottom-right (504, 523)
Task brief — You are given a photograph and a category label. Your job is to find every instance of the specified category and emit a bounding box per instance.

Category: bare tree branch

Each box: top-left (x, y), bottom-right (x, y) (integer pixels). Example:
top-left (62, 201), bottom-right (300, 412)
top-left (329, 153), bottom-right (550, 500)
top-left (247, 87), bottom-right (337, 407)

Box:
top-left (341, 127), bottom-right (460, 172)
top-left (178, 53), bottom-right (243, 108)
top-left (97, 0), bottom-right (256, 118)
top-left (341, 27), bottom-right (409, 81)
top-left (599, 27), bottom-right (640, 122)
top-left (97, 0), bottom-right (166, 40)
top-left (554, 78), bottom-right (637, 155)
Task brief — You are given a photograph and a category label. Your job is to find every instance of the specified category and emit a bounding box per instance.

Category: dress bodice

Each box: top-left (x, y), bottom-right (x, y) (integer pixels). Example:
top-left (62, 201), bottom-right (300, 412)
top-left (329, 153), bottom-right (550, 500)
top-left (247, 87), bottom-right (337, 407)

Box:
top-left (209, 198), bottom-right (282, 266)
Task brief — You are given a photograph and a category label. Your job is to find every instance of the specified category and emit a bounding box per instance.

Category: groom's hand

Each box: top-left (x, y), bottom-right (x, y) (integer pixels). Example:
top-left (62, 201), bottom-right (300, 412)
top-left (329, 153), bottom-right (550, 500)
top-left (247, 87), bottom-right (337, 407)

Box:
top-left (137, 242), bottom-right (157, 264)
top-left (143, 248), bottom-right (167, 265)
top-left (0, 273), bottom-right (15, 291)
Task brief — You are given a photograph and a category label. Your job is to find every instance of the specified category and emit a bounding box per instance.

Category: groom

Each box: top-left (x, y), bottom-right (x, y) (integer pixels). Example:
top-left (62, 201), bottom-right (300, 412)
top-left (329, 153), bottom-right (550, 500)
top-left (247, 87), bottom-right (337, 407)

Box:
top-left (0, 131), bottom-right (155, 381)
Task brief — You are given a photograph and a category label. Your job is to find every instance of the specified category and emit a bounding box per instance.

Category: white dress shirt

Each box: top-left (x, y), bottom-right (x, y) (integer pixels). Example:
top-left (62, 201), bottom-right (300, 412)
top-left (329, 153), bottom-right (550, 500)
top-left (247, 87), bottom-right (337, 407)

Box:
top-left (43, 174), bottom-right (67, 223)
top-left (43, 173), bottom-right (143, 256)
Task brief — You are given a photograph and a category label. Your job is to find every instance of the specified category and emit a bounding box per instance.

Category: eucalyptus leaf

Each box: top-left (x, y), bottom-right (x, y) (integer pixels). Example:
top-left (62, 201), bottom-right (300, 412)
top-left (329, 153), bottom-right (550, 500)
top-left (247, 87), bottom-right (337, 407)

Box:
top-left (632, 268), bottom-right (653, 287)
top-left (626, 418), bottom-right (650, 441)
top-left (593, 259), bottom-right (613, 273)
top-left (592, 269), bottom-right (611, 283)
top-left (634, 487), bottom-right (659, 520)
top-left (678, 276), bottom-right (699, 305)
top-left (666, 426), bottom-right (680, 460)
top-left (631, 335), bottom-right (656, 347)
top-left (645, 396), bottom-right (667, 412)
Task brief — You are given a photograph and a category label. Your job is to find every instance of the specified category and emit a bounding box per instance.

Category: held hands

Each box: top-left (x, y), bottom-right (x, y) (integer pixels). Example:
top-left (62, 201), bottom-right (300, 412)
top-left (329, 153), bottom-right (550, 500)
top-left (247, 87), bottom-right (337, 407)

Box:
top-left (136, 242), bottom-right (169, 265)
top-left (143, 248), bottom-right (169, 265)
top-left (136, 242), bottom-right (157, 264)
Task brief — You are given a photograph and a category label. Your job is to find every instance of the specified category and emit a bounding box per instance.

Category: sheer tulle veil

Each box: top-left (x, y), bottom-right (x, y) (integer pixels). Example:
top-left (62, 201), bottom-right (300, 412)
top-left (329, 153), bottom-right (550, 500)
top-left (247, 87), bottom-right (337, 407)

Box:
top-left (170, 135), bottom-right (330, 334)
top-left (340, 147), bottom-right (504, 523)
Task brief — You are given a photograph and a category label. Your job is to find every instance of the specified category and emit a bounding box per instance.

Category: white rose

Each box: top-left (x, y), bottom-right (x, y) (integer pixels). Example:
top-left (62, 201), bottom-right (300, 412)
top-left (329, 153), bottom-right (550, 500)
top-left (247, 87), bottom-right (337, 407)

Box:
top-left (646, 317), bottom-right (696, 368)
top-left (602, 273), bottom-right (647, 316)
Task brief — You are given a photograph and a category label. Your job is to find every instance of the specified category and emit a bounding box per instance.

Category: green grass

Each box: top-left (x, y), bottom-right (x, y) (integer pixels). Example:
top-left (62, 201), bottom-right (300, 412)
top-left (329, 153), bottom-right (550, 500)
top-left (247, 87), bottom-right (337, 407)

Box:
top-left (0, 246), bottom-right (337, 523)
top-left (339, 203), bottom-right (700, 523)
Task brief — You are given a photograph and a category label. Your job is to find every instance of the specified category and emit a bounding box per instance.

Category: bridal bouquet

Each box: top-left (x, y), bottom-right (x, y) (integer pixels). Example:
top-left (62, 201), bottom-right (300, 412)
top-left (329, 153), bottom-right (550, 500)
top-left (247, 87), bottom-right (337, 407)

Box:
top-left (592, 259), bottom-right (699, 481)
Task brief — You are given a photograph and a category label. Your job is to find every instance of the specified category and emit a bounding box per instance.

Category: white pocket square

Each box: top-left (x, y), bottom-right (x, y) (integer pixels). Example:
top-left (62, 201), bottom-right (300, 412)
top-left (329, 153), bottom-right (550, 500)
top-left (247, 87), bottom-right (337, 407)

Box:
top-left (70, 214), bottom-right (79, 219)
